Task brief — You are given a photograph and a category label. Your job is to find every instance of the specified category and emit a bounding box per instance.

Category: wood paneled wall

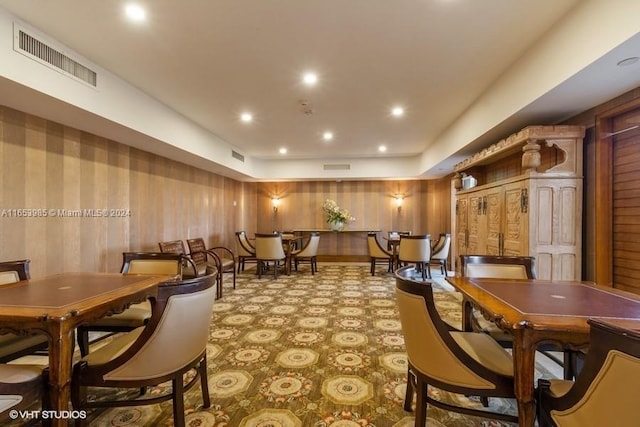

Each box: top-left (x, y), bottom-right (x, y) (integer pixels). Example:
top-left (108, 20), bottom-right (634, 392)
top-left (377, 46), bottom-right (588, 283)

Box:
top-left (0, 106), bottom-right (255, 277)
top-left (256, 179), bottom-right (451, 260)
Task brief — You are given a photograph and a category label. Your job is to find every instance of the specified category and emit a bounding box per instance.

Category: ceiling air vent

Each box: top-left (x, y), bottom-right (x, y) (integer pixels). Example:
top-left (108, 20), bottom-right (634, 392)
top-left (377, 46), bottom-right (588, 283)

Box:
top-left (323, 164), bottom-right (350, 171)
top-left (14, 24), bottom-right (97, 87)
top-left (231, 150), bottom-right (245, 162)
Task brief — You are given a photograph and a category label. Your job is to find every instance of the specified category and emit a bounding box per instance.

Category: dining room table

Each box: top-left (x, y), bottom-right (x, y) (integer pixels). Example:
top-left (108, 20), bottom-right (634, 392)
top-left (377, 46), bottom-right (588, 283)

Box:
top-left (0, 272), bottom-right (173, 427)
top-left (446, 275), bottom-right (640, 427)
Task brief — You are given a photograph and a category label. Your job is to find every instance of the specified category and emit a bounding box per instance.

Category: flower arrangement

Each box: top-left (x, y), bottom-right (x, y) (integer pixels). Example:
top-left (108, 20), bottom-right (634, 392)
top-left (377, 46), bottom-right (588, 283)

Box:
top-left (322, 199), bottom-right (355, 226)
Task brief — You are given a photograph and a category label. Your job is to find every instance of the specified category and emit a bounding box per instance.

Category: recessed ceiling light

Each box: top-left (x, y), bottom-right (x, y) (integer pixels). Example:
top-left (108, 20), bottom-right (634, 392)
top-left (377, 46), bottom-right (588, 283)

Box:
top-left (303, 72), bottom-right (318, 86)
top-left (323, 131), bottom-right (334, 141)
top-left (617, 57), bottom-right (639, 67)
top-left (378, 145), bottom-right (387, 153)
top-left (279, 147), bottom-right (288, 155)
top-left (391, 106), bottom-right (404, 117)
top-left (240, 112), bottom-right (253, 123)
top-left (124, 4), bottom-right (146, 22)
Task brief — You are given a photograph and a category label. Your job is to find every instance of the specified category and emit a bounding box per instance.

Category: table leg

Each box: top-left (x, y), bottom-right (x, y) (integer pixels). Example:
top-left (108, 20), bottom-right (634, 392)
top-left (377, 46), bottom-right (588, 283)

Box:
top-left (511, 328), bottom-right (537, 427)
top-left (47, 322), bottom-right (76, 427)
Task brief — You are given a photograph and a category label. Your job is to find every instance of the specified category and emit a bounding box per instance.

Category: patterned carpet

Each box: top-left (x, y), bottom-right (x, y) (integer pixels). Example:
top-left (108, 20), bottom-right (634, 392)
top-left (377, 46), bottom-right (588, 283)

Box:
top-left (13, 264), bottom-right (561, 426)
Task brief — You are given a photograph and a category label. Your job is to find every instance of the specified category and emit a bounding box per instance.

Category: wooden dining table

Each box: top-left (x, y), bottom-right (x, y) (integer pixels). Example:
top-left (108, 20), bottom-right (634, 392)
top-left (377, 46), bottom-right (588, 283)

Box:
top-left (0, 272), bottom-right (171, 427)
top-left (446, 276), bottom-right (640, 427)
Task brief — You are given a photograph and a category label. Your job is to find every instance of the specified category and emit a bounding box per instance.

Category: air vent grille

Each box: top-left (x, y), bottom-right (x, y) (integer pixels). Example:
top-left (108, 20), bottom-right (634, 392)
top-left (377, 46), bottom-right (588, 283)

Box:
top-left (323, 164), bottom-right (351, 170)
top-left (231, 150), bottom-right (245, 162)
top-left (15, 27), bottom-right (97, 87)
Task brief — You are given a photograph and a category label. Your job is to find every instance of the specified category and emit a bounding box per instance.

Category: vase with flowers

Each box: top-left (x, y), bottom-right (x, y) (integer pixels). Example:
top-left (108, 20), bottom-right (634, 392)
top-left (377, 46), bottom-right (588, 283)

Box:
top-left (322, 199), bottom-right (355, 231)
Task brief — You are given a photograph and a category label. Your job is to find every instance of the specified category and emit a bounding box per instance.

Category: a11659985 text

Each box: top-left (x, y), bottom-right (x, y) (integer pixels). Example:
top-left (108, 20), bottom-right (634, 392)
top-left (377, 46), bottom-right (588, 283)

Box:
top-left (1, 208), bottom-right (132, 218)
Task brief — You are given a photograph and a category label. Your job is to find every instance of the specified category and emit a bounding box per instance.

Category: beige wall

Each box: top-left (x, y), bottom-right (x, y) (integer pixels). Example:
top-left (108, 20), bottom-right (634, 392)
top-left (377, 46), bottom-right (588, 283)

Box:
top-left (1, 105), bottom-right (451, 275)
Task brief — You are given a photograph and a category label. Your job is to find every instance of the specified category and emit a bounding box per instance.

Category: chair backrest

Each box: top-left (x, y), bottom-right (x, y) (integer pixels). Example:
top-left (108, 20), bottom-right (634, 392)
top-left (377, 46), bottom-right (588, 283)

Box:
top-left (398, 234), bottom-right (431, 263)
top-left (431, 233), bottom-right (452, 260)
top-left (538, 319), bottom-right (640, 427)
top-left (158, 240), bottom-right (187, 255)
top-left (461, 255), bottom-right (536, 279)
top-left (388, 230), bottom-right (411, 240)
top-left (121, 252), bottom-right (183, 275)
top-left (395, 266), bottom-right (513, 390)
top-left (296, 233), bottom-right (320, 257)
top-left (254, 233), bottom-right (286, 260)
top-left (94, 274), bottom-right (216, 381)
top-left (235, 231), bottom-right (255, 256)
top-left (186, 238), bottom-right (208, 265)
top-left (367, 233), bottom-right (391, 258)
top-left (0, 260), bottom-right (30, 286)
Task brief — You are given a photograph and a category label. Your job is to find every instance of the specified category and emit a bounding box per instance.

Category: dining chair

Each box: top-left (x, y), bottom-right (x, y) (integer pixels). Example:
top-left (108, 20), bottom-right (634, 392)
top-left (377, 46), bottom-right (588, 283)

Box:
top-left (291, 232), bottom-right (320, 275)
top-left (235, 231), bottom-right (257, 272)
top-left (159, 240), bottom-right (218, 279)
top-left (254, 233), bottom-right (287, 279)
top-left (0, 364), bottom-right (48, 423)
top-left (0, 259), bottom-right (49, 363)
top-left (367, 232), bottom-right (394, 276)
top-left (537, 318), bottom-right (640, 427)
top-left (76, 252), bottom-right (184, 357)
top-left (398, 234), bottom-right (431, 280)
top-left (428, 233), bottom-right (451, 276)
top-left (395, 265), bottom-right (518, 425)
top-left (387, 230), bottom-right (411, 250)
top-left (71, 273), bottom-right (216, 427)
top-left (187, 237), bottom-right (236, 298)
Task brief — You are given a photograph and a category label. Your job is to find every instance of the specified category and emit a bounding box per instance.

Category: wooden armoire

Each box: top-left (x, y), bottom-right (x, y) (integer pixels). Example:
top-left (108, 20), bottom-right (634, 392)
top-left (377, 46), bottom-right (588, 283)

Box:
top-left (452, 125), bottom-right (585, 280)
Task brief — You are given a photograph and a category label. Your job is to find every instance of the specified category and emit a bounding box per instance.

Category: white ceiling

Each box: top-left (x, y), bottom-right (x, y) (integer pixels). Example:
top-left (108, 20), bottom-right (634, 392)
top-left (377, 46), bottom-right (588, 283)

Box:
top-left (0, 0), bottom-right (639, 180)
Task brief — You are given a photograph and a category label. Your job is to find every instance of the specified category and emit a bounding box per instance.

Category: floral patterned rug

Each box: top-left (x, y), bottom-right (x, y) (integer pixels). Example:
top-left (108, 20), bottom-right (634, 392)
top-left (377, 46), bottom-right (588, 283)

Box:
top-left (20, 264), bottom-right (560, 426)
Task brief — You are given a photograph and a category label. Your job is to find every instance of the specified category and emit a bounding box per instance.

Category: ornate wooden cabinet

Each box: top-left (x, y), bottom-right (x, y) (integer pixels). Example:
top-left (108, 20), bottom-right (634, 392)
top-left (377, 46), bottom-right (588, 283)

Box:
top-left (452, 125), bottom-right (585, 280)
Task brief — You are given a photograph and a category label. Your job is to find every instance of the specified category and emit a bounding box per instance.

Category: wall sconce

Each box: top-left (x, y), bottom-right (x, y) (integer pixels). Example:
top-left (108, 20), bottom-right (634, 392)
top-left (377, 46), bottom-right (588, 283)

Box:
top-left (395, 196), bottom-right (403, 212)
top-left (272, 197), bottom-right (281, 212)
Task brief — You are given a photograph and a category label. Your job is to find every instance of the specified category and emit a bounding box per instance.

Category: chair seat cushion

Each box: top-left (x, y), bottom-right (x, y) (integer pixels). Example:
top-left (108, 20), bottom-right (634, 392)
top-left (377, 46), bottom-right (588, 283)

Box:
top-left (0, 364), bottom-right (43, 383)
top-left (82, 327), bottom-right (145, 366)
top-left (87, 302), bottom-right (151, 328)
top-left (183, 263), bottom-right (214, 278)
top-left (0, 334), bottom-right (48, 359)
top-left (220, 259), bottom-right (234, 270)
top-left (545, 378), bottom-right (574, 397)
top-left (451, 331), bottom-right (514, 377)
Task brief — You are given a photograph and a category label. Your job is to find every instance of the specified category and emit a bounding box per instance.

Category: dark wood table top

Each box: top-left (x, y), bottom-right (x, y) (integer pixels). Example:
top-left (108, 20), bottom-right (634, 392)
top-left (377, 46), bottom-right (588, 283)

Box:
top-left (0, 272), bottom-right (171, 321)
top-left (446, 276), bottom-right (640, 332)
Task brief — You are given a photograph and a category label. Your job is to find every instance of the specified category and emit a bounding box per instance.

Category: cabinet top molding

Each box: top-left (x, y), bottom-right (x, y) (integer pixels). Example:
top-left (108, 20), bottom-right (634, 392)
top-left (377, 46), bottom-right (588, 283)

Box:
top-left (453, 125), bottom-right (585, 173)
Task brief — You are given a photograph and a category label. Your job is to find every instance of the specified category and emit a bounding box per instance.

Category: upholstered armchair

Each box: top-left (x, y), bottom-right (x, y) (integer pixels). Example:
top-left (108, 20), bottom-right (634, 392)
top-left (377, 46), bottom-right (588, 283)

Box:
top-left (187, 237), bottom-right (236, 296)
top-left (76, 252), bottom-right (183, 356)
top-left (254, 233), bottom-right (287, 279)
top-left (395, 266), bottom-right (518, 425)
top-left (71, 273), bottom-right (216, 427)
top-left (235, 231), bottom-right (257, 272)
top-left (537, 318), bottom-right (640, 427)
top-left (0, 364), bottom-right (48, 423)
top-left (367, 232), bottom-right (394, 276)
top-left (397, 234), bottom-right (431, 280)
top-left (0, 260), bottom-right (48, 362)
top-left (428, 233), bottom-right (451, 276)
top-left (291, 232), bottom-right (320, 275)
